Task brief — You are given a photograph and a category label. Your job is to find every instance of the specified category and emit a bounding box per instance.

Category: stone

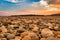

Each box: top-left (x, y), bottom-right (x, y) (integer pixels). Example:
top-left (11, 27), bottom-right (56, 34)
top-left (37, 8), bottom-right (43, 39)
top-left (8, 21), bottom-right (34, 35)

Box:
top-left (13, 25), bottom-right (19, 29)
top-left (54, 25), bottom-right (60, 31)
top-left (0, 29), bottom-right (2, 33)
top-left (40, 38), bottom-right (46, 40)
top-left (32, 19), bottom-right (39, 23)
top-left (9, 39), bottom-right (15, 40)
top-left (22, 36), bottom-right (31, 40)
top-left (7, 34), bottom-right (15, 39)
top-left (28, 32), bottom-right (39, 40)
top-left (23, 19), bottom-right (32, 23)
top-left (54, 31), bottom-right (60, 38)
top-left (47, 37), bottom-right (60, 40)
top-left (46, 23), bottom-right (55, 29)
top-left (15, 36), bottom-right (21, 40)
top-left (32, 26), bottom-right (39, 32)
top-left (21, 31), bottom-right (39, 40)
top-left (0, 34), bottom-right (4, 38)
top-left (15, 36), bottom-right (22, 40)
top-left (21, 31), bottom-right (29, 38)
top-left (41, 28), bottom-right (54, 37)
top-left (17, 29), bottom-right (25, 33)
top-left (0, 26), bottom-right (7, 33)
top-left (1, 38), bottom-right (7, 40)
top-left (7, 29), bottom-right (14, 33)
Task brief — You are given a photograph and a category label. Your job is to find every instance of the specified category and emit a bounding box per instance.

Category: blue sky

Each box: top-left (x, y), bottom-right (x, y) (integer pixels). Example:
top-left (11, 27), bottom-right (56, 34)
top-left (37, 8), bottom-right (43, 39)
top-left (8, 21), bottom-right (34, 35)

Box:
top-left (0, 0), bottom-right (40, 11)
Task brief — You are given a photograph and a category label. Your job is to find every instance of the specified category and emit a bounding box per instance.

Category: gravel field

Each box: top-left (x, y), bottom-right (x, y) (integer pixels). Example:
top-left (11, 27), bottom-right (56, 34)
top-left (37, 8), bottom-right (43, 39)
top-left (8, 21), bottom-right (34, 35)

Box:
top-left (0, 15), bottom-right (60, 40)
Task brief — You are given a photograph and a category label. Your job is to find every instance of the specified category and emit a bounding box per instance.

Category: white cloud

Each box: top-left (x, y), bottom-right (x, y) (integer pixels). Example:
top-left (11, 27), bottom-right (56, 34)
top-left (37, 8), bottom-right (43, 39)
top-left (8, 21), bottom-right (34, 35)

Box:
top-left (6, 0), bottom-right (18, 3)
top-left (30, 0), bottom-right (49, 10)
top-left (30, 0), bottom-right (58, 10)
top-left (6, 0), bottom-right (26, 3)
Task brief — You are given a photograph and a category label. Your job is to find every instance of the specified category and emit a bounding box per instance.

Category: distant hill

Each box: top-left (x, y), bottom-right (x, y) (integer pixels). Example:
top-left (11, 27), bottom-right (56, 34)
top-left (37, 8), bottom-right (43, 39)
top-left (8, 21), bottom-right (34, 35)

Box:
top-left (51, 13), bottom-right (60, 16)
top-left (11, 14), bottom-right (45, 17)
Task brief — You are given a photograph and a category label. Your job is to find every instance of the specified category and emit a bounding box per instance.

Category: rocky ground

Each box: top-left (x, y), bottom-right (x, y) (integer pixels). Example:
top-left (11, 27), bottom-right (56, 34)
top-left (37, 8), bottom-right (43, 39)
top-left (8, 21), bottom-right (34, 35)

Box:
top-left (0, 15), bottom-right (60, 40)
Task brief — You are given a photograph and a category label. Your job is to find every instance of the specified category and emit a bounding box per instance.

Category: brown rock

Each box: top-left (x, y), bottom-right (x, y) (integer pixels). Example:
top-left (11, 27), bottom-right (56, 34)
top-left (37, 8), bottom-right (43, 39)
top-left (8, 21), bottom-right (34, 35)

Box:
top-left (54, 31), bottom-right (60, 38)
top-left (32, 26), bottom-right (39, 32)
top-left (22, 36), bottom-right (31, 40)
top-left (1, 38), bottom-right (7, 40)
top-left (21, 31), bottom-right (29, 38)
top-left (47, 37), bottom-right (60, 40)
top-left (21, 31), bottom-right (39, 40)
top-left (23, 19), bottom-right (32, 23)
top-left (47, 23), bottom-right (54, 29)
top-left (0, 26), bottom-right (7, 33)
top-left (54, 25), bottom-right (60, 31)
top-left (41, 28), bottom-right (54, 37)
top-left (15, 36), bottom-right (21, 40)
top-left (40, 38), bottom-right (46, 40)
top-left (0, 34), bottom-right (4, 38)
top-left (7, 34), bottom-right (15, 39)
top-left (32, 18), bottom-right (39, 23)
top-left (28, 32), bottom-right (39, 40)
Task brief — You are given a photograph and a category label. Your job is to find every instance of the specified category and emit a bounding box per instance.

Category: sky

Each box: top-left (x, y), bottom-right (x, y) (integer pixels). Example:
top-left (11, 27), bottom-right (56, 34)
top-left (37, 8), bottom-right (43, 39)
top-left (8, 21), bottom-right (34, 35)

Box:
top-left (0, 0), bottom-right (40, 11)
top-left (0, 0), bottom-right (60, 16)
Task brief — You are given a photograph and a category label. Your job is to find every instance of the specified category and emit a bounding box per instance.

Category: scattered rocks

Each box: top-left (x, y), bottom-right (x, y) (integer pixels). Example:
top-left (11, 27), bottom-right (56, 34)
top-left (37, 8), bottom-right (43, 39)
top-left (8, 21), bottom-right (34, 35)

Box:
top-left (0, 16), bottom-right (60, 40)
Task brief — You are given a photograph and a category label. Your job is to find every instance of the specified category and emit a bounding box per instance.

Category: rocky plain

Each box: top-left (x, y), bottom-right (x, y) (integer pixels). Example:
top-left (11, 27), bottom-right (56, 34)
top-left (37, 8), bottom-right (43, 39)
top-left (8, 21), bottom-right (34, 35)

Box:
top-left (0, 15), bottom-right (60, 40)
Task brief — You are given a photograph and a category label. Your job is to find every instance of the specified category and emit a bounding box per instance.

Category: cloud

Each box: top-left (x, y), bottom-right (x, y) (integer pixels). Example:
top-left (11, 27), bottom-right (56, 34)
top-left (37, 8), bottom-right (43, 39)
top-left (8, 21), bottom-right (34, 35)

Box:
top-left (6, 0), bottom-right (26, 3)
top-left (6, 0), bottom-right (18, 3)
top-left (44, 0), bottom-right (60, 4)
top-left (31, 0), bottom-right (48, 8)
top-left (30, 0), bottom-right (58, 11)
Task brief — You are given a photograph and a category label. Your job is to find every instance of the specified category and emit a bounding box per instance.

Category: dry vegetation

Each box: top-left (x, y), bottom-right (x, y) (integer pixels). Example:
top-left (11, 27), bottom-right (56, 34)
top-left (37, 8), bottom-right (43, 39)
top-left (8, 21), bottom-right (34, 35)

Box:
top-left (0, 15), bottom-right (60, 40)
